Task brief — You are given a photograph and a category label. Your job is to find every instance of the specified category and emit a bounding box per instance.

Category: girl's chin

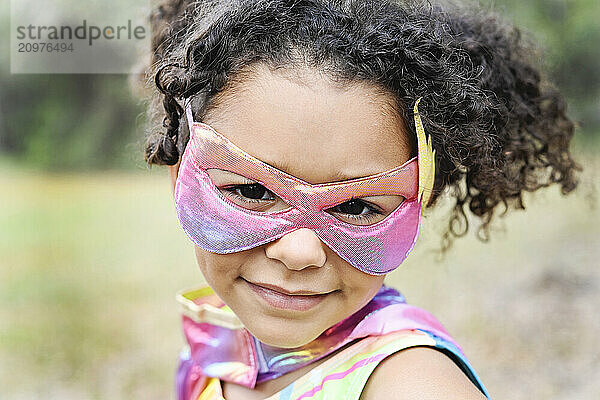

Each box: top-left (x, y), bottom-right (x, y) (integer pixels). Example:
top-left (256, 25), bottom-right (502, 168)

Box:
top-left (244, 322), bottom-right (325, 348)
top-left (253, 333), bottom-right (317, 348)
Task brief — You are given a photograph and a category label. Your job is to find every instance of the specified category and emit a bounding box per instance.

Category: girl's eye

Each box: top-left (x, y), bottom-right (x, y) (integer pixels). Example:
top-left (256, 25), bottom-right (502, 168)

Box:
top-left (221, 183), bottom-right (276, 204)
top-left (326, 199), bottom-right (385, 225)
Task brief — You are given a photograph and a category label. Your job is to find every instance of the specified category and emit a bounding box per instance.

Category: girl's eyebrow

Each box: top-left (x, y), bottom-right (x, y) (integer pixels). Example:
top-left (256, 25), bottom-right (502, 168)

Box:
top-left (331, 170), bottom-right (371, 181)
top-left (263, 158), bottom-right (292, 176)
top-left (264, 158), bottom-right (368, 182)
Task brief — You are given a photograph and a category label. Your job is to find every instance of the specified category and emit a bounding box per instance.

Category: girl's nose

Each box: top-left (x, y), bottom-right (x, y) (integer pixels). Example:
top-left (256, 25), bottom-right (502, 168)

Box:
top-left (264, 228), bottom-right (327, 271)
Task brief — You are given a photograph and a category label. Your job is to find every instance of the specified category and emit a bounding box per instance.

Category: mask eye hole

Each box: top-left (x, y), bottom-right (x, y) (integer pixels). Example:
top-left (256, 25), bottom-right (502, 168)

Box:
top-left (206, 168), bottom-right (292, 213)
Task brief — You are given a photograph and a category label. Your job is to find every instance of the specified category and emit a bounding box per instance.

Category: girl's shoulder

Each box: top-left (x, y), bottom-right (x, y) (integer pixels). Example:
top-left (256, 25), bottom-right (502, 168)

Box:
top-left (359, 345), bottom-right (488, 400)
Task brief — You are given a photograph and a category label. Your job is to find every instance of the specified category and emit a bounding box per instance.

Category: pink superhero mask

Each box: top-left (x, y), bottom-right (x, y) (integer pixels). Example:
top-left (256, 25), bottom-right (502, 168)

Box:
top-left (174, 98), bottom-right (435, 275)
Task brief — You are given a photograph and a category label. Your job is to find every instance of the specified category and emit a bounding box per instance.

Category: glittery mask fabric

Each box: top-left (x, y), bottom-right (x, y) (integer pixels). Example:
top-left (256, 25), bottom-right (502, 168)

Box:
top-left (174, 103), bottom-right (422, 275)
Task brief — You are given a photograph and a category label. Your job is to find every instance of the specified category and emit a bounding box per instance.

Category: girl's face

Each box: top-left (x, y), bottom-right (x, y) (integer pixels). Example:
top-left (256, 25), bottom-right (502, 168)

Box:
top-left (169, 64), bottom-right (412, 348)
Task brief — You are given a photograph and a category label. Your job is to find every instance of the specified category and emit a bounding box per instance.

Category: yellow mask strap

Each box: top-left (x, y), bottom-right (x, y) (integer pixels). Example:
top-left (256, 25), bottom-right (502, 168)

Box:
top-left (414, 98), bottom-right (435, 207)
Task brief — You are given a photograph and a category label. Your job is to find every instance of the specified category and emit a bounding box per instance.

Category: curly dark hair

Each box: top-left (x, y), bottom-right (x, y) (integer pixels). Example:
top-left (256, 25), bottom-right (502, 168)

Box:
top-left (144, 0), bottom-right (580, 247)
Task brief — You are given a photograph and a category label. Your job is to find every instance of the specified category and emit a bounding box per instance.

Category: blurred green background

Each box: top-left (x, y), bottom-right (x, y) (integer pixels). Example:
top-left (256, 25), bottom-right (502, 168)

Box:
top-left (1, 0), bottom-right (598, 399)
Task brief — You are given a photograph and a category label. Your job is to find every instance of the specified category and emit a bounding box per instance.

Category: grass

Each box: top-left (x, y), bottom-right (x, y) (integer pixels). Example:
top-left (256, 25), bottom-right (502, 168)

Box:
top-left (0, 162), bottom-right (198, 399)
top-left (1, 155), bottom-right (598, 399)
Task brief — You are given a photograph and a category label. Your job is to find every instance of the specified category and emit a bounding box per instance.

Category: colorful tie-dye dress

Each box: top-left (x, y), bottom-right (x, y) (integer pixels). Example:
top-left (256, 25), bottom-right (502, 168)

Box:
top-left (176, 286), bottom-right (490, 400)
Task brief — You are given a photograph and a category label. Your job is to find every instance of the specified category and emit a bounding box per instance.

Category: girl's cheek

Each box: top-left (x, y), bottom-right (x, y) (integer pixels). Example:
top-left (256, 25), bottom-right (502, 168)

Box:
top-left (197, 250), bottom-right (244, 285)
top-left (194, 247), bottom-right (224, 284)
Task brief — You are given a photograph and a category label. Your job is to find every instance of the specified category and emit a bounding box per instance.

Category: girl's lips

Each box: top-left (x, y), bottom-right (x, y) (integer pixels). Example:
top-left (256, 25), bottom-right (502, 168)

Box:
top-left (244, 279), bottom-right (329, 311)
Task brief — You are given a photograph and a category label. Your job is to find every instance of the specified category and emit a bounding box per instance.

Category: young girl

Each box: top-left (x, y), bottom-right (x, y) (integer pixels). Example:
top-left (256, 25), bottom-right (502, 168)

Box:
top-left (143, 0), bottom-right (579, 399)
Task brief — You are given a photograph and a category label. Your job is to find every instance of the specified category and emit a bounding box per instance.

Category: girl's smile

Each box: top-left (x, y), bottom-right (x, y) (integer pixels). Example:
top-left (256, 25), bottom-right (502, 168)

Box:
top-left (175, 62), bottom-right (412, 348)
top-left (242, 277), bottom-right (334, 312)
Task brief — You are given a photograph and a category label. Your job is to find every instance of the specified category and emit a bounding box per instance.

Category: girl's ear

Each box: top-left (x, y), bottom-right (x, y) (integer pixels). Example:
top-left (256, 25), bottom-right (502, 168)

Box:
top-left (168, 158), bottom-right (181, 196)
